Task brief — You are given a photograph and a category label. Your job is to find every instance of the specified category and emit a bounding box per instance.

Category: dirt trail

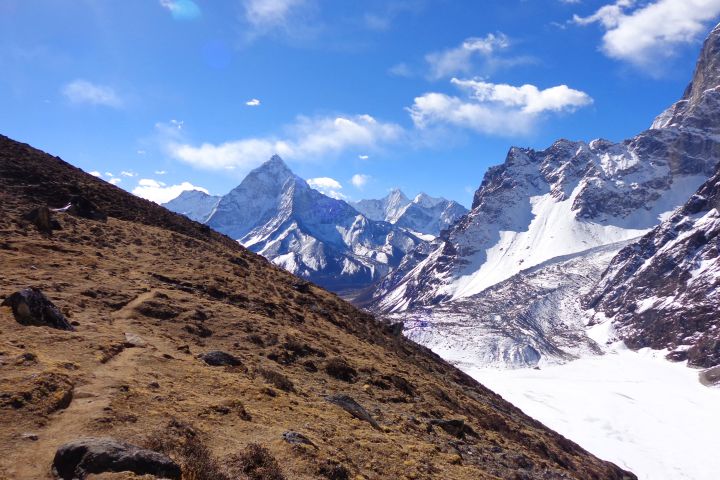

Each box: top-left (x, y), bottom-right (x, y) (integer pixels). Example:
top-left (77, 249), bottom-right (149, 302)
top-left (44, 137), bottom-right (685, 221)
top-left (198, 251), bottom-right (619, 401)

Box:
top-left (7, 289), bottom-right (162, 479)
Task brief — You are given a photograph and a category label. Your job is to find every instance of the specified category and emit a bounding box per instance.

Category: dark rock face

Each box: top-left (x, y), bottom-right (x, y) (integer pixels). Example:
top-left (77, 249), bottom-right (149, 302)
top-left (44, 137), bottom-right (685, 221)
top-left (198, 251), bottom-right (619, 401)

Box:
top-left (1, 288), bottom-right (74, 331)
top-left (585, 164), bottom-right (720, 368)
top-left (22, 206), bottom-right (61, 235)
top-left (199, 350), bottom-right (242, 367)
top-left (325, 394), bottom-right (380, 430)
top-left (52, 437), bottom-right (181, 480)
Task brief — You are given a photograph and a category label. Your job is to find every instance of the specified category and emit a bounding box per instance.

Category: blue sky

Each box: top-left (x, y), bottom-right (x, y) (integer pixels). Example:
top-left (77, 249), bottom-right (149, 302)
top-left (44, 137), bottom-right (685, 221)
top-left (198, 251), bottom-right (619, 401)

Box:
top-left (2, 0), bottom-right (719, 207)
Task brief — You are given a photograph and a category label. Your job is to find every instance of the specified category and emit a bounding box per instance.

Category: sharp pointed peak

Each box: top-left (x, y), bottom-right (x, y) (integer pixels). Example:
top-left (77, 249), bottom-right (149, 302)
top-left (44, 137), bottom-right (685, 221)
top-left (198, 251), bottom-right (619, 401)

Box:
top-left (266, 154), bottom-right (288, 166)
top-left (386, 188), bottom-right (408, 199)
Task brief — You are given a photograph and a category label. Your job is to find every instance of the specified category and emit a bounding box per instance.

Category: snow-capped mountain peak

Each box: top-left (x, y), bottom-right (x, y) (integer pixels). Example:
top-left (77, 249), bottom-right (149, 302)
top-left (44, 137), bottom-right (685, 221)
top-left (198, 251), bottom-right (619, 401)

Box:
top-left (166, 155), bottom-right (425, 293)
top-left (162, 189), bottom-right (220, 223)
top-left (352, 189), bottom-right (468, 237)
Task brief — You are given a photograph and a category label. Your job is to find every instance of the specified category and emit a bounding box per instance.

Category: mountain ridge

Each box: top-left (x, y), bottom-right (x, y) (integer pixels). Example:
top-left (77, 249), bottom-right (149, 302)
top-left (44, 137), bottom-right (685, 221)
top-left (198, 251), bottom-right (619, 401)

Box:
top-left (371, 23), bottom-right (720, 314)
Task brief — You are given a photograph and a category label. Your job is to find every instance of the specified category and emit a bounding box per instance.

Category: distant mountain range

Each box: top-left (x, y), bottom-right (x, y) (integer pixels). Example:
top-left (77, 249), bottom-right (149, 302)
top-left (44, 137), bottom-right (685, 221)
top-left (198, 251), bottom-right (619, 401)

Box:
top-left (352, 189), bottom-right (467, 237)
top-left (163, 156), bottom-right (464, 294)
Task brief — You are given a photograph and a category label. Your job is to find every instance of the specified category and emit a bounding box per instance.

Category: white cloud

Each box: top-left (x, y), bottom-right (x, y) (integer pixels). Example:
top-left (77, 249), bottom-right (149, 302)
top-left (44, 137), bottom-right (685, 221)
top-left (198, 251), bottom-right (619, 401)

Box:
top-left (62, 79), bottom-right (123, 108)
top-left (132, 178), bottom-right (209, 204)
top-left (246, 98), bottom-right (261, 106)
top-left (573, 0), bottom-right (720, 66)
top-left (425, 33), bottom-right (518, 79)
top-left (89, 171), bottom-right (102, 178)
top-left (155, 170), bottom-right (167, 175)
top-left (243, 0), bottom-right (308, 29)
top-left (408, 77), bottom-right (592, 136)
top-left (120, 171), bottom-right (136, 177)
top-left (163, 114), bottom-right (402, 175)
top-left (137, 150), bottom-right (146, 155)
top-left (109, 178), bottom-right (122, 185)
top-left (105, 172), bottom-right (114, 177)
top-left (307, 177), bottom-right (345, 199)
top-left (350, 174), bottom-right (370, 188)
top-left (358, 154), bottom-right (369, 160)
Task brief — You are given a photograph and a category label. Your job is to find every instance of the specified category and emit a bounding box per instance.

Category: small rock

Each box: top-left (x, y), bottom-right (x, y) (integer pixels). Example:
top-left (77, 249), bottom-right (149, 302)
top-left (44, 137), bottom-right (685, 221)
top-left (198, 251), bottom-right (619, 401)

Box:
top-left (700, 365), bottom-right (720, 386)
top-left (123, 332), bottom-right (147, 348)
top-left (429, 419), bottom-right (476, 439)
top-left (1, 288), bottom-right (74, 330)
top-left (282, 431), bottom-right (316, 448)
top-left (15, 352), bottom-right (38, 366)
top-left (199, 350), bottom-right (242, 367)
top-left (325, 394), bottom-right (380, 430)
top-left (384, 321), bottom-right (404, 337)
top-left (52, 437), bottom-right (181, 480)
top-left (21, 433), bottom-right (39, 441)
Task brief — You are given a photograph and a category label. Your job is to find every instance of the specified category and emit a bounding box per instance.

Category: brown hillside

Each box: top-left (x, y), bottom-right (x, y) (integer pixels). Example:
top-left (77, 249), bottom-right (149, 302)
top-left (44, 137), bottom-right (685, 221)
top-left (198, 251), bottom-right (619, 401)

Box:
top-left (0, 135), bottom-right (634, 479)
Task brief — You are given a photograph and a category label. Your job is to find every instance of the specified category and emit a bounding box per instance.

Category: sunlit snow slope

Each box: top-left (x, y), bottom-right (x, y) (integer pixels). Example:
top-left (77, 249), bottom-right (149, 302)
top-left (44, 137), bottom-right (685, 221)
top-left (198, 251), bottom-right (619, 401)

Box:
top-left (467, 346), bottom-right (720, 480)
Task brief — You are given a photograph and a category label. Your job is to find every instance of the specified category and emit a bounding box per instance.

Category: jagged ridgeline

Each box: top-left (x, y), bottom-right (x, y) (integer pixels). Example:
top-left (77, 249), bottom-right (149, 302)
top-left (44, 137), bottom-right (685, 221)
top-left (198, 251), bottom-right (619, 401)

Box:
top-left (0, 137), bottom-right (634, 478)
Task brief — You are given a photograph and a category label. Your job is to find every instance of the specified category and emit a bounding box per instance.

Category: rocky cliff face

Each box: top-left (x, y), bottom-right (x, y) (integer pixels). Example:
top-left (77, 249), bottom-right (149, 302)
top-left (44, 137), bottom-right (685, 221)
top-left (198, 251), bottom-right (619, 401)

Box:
top-left (371, 24), bottom-right (720, 314)
top-left (585, 162), bottom-right (720, 368)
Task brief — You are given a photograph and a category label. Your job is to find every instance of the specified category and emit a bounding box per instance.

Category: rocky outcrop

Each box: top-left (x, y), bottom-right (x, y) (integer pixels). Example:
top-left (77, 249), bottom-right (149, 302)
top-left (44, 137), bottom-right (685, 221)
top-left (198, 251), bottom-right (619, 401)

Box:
top-left (1, 288), bottom-right (74, 331)
top-left (52, 437), bottom-right (181, 480)
top-left (325, 394), bottom-right (380, 430)
top-left (199, 350), bottom-right (242, 367)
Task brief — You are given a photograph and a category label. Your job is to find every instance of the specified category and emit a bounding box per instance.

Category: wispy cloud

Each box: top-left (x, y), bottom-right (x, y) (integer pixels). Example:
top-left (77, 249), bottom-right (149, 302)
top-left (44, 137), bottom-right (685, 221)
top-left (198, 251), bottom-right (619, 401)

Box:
top-left (388, 62), bottom-right (414, 78)
top-left (161, 114), bottom-right (403, 176)
top-left (62, 79), bottom-right (123, 108)
top-left (573, 0), bottom-right (720, 68)
top-left (408, 77), bottom-right (592, 136)
top-left (246, 98), bottom-right (261, 106)
top-left (132, 178), bottom-right (208, 204)
top-left (425, 33), bottom-right (533, 80)
top-left (307, 177), bottom-right (345, 199)
top-left (159, 0), bottom-right (201, 20)
top-left (240, 0), bottom-right (316, 39)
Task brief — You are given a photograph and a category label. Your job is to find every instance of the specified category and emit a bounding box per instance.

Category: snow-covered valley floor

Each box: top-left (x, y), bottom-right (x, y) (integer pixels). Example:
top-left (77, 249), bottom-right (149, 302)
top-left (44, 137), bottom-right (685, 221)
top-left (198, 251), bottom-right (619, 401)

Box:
top-left (465, 345), bottom-right (720, 480)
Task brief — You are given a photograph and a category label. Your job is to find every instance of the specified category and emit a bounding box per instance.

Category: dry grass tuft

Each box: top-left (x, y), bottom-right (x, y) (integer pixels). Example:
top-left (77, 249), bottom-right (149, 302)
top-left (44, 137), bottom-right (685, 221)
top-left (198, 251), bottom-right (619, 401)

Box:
top-left (225, 443), bottom-right (285, 480)
top-left (257, 367), bottom-right (294, 392)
